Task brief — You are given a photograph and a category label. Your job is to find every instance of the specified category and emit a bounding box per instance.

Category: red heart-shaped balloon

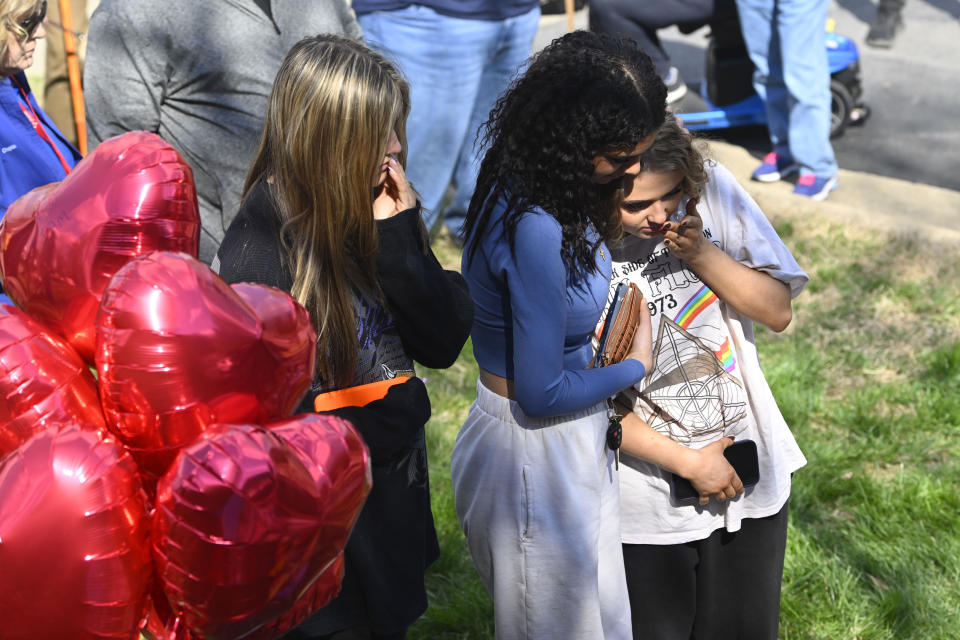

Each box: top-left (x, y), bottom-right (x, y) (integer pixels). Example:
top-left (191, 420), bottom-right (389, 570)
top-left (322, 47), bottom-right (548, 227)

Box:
top-left (270, 413), bottom-right (372, 558)
top-left (0, 422), bottom-right (153, 640)
top-left (96, 251), bottom-right (316, 483)
top-left (144, 414), bottom-right (368, 640)
top-left (146, 556), bottom-right (347, 640)
top-left (0, 131), bottom-right (200, 362)
top-left (246, 413), bottom-right (373, 637)
top-left (153, 422), bottom-right (357, 640)
top-left (139, 561), bottom-right (348, 640)
top-left (244, 553), bottom-right (346, 640)
top-left (0, 304), bottom-right (106, 461)
top-left (139, 582), bottom-right (180, 640)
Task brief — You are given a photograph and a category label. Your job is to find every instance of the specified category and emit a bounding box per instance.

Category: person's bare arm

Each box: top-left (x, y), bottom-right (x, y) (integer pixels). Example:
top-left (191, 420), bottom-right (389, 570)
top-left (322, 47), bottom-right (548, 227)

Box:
top-left (620, 411), bottom-right (743, 505)
top-left (662, 199), bottom-right (793, 332)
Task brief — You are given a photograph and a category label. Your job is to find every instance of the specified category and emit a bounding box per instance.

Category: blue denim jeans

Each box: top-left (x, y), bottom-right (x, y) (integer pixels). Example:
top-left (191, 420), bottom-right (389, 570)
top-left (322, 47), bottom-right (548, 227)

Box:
top-left (735, 0), bottom-right (838, 178)
top-left (359, 5), bottom-right (540, 237)
top-left (590, 0), bottom-right (729, 78)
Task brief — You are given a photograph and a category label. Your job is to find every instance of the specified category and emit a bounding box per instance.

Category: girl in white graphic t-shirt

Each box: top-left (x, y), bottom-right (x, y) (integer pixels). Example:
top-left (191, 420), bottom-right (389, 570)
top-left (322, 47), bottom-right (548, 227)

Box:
top-left (606, 117), bottom-right (809, 640)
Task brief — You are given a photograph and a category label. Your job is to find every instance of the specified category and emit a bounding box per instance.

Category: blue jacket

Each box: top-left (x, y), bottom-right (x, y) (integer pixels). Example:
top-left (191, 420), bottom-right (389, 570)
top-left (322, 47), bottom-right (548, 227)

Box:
top-left (0, 72), bottom-right (82, 218)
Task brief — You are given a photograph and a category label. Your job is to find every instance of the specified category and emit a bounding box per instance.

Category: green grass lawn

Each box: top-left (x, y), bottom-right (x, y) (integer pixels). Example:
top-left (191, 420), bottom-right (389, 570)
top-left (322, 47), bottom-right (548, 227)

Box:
top-left (410, 219), bottom-right (960, 639)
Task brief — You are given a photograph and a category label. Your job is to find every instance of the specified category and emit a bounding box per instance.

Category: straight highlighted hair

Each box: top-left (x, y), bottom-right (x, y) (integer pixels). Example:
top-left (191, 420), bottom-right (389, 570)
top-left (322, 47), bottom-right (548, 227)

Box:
top-left (244, 35), bottom-right (410, 388)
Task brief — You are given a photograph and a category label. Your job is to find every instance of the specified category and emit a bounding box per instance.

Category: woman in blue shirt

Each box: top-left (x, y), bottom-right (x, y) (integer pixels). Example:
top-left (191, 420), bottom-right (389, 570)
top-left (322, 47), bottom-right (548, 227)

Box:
top-left (1, 0), bottom-right (81, 217)
top-left (1, 0), bottom-right (81, 304)
top-left (451, 32), bottom-right (666, 639)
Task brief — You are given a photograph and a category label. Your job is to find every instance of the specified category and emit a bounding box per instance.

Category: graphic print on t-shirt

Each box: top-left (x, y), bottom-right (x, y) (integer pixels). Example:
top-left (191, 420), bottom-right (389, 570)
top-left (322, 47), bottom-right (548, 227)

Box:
top-left (635, 313), bottom-right (747, 444)
top-left (672, 284), bottom-right (738, 373)
top-left (354, 298), bottom-right (413, 386)
top-left (311, 295), bottom-right (414, 395)
top-left (610, 234), bottom-right (749, 445)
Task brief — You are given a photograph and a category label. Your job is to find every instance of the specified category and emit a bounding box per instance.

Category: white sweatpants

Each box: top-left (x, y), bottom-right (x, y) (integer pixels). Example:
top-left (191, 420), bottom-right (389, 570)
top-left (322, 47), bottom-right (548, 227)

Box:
top-left (450, 379), bottom-right (632, 640)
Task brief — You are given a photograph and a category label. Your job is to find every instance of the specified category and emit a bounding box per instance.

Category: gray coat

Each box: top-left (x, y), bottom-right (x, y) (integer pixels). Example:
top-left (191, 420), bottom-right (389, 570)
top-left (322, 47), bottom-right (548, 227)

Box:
top-left (83, 0), bottom-right (362, 262)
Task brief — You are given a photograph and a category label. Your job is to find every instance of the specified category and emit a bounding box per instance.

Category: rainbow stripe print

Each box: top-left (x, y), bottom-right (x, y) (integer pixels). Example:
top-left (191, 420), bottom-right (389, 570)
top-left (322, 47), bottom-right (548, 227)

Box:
top-left (714, 337), bottom-right (735, 372)
top-left (673, 285), bottom-right (736, 372)
top-left (674, 285), bottom-right (717, 328)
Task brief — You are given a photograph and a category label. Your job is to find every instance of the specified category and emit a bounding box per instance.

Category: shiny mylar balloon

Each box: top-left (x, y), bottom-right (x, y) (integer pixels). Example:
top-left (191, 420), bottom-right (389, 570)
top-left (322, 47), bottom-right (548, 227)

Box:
top-left (0, 422), bottom-right (153, 640)
top-left (0, 131), bottom-right (200, 362)
top-left (96, 251), bottom-right (316, 482)
top-left (139, 584), bottom-right (180, 640)
top-left (240, 413), bottom-right (373, 637)
top-left (152, 423), bottom-right (343, 640)
top-left (0, 304), bottom-right (105, 461)
top-left (245, 554), bottom-right (345, 640)
top-left (270, 413), bottom-right (372, 558)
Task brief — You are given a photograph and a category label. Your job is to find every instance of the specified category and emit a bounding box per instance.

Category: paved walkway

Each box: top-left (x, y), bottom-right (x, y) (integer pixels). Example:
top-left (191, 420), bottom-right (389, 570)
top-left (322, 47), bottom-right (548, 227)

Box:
top-left (534, 8), bottom-right (960, 242)
top-left (707, 139), bottom-right (960, 243)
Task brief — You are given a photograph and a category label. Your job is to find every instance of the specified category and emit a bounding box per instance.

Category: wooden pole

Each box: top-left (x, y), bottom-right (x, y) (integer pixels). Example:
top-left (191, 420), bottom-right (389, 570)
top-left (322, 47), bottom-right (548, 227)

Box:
top-left (564, 0), bottom-right (575, 32)
top-left (58, 0), bottom-right (87, 155)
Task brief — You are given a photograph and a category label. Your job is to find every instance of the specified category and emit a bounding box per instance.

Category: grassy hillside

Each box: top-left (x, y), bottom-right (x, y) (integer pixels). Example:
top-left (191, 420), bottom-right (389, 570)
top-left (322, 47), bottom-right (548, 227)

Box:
top-left (410, 215), bottom-right (960, 639)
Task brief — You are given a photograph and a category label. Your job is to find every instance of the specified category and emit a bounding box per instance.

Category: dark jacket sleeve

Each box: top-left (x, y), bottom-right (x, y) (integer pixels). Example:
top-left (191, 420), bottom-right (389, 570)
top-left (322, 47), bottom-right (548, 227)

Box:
top-left (375, 206), bottom-right (473, 369)
top-left (216, 185), bottom-right (291, 290)
top-left (322, 376), bottom-right (430, 465)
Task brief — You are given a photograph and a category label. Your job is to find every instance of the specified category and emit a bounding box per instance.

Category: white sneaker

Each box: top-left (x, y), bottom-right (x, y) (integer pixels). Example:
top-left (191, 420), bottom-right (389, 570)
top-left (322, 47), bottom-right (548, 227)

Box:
top-left (664, 66), bottom-right (688, 104)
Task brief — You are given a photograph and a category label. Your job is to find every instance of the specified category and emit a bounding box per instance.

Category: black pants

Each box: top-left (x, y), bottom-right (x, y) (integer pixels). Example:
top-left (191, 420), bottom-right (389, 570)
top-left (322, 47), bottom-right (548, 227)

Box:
top-left (281, 624), bottom-right (406, 640)
top-left (589, 0), bottom-right (735, 77)
top-left (622, 501), bottom-right (789, 640)
top-left (877, 0), bottom-right (906, 11)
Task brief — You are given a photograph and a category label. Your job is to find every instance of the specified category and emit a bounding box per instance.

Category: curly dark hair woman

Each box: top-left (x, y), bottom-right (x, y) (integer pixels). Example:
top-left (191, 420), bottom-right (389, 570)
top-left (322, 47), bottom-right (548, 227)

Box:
top-left (450, 31), bottom-right (666, 639)
top-left (463, 29), bottom-right (667, 274)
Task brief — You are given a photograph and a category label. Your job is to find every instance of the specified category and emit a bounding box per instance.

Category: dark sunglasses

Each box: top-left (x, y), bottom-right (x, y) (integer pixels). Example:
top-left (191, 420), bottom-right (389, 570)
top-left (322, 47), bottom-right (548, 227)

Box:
top-left (17, 1), bottom-right (47, 40)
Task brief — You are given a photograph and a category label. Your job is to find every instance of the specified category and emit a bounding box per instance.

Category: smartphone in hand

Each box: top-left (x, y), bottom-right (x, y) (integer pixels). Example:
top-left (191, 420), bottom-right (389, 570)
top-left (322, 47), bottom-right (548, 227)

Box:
top-left (670, 439), bottom-right (760, 503)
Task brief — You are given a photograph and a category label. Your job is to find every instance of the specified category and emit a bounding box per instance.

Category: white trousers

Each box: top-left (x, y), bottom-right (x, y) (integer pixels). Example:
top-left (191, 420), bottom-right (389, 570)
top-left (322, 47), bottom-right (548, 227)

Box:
top-left (450, 379), bottom-right (632, 639)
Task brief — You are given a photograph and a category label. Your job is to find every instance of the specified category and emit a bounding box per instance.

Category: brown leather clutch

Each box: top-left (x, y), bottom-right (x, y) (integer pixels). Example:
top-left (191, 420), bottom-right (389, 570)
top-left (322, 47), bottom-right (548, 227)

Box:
top-left (595, 281), bottom-right (643, 368)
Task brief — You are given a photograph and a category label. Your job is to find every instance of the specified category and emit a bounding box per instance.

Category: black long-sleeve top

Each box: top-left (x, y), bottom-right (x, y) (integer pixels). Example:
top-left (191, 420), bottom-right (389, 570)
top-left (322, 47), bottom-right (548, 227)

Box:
top-left (216, 181), bottom-right (473, 635)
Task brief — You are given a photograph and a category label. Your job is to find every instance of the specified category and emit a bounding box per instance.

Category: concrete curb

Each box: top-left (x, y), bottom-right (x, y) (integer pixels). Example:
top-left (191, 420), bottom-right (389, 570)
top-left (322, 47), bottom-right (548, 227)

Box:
top-left (535, 12), bottom-right (960, 246)
top-left (704, 139), bottom-right (960, 245)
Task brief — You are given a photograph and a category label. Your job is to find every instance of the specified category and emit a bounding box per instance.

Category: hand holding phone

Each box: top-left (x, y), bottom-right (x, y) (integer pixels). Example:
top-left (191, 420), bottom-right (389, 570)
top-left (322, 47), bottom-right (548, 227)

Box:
top-left (670, 439), bottom-right (759, 504)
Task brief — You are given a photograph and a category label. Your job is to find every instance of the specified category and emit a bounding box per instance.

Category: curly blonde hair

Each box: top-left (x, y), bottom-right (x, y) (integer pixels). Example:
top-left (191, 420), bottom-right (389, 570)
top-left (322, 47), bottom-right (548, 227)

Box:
top-left (641, 116), bottom-right (711, 201)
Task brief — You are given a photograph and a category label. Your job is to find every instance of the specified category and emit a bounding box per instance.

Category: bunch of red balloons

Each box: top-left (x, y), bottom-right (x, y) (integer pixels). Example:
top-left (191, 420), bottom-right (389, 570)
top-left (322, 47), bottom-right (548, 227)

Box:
top-left (0, 132), bottom-right (372, 640)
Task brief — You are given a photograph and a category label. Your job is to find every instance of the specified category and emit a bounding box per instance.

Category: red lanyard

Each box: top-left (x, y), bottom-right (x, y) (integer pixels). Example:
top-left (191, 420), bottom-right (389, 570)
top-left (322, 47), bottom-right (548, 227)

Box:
top-left (10, 75), bottom-right (73, 175)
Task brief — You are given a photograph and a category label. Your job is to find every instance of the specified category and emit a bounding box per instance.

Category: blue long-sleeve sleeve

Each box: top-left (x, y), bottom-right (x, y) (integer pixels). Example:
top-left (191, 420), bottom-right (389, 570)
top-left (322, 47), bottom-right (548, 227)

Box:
top-left (465, 205), bottom-right (646, 418)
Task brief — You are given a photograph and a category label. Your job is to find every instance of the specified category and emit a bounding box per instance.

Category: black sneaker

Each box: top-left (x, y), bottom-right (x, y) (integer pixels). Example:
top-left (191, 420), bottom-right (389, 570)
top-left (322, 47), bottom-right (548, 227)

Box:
top-left (866, 8), bottom-right (903, 48)
top-left (663, 66), bottom-right (688, 104)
